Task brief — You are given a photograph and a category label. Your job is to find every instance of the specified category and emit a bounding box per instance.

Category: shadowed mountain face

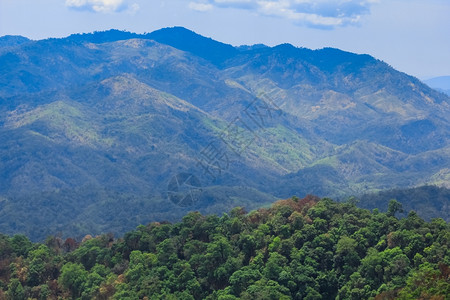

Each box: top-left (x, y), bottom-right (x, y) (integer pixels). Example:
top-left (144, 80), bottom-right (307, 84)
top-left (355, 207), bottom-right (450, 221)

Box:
top-left (358, 185), bottom-right (450, 222)
top-left (0, 28), bottom-right (449, 240)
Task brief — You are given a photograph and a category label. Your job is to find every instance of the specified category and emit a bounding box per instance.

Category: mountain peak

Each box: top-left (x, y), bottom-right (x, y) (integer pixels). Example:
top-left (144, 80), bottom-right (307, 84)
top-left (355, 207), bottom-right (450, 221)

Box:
top-left (147, 26), bottom-right (238, 65)
top-left (0, 35), bottom-right (31, 48)
top-left (62, 27), bottom-right (239, 65)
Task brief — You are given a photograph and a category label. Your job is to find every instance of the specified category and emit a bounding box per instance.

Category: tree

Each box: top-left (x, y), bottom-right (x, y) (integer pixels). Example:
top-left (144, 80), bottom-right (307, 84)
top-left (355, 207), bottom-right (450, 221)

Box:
top-left (59, 262), bottom-right (88, 297)
top-left (27, 245), bottom-right (53, 286)
top-left (241, 278), bottom-right (291, 300)
top-left (10, 235), bottom-right (32, 257)
top-left (335, 236), bottom-right (359, 277)
top-left (387, 199), bottom-right (403, 218)
top-left (6, 278), bottom-right (25, 300)
top-left (397, 262), bottom-right (450, 299)
top-left (229, 266), bottom-right (262, 296)
top-left (264, 252), bottom-right (287, 281)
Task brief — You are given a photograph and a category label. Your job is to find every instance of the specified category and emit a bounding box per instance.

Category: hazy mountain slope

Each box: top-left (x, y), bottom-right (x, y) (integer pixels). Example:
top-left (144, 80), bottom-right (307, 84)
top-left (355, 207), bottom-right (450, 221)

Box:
top-left (424, 76), bottom-right (450, 96)
top-left (1, 75), bottom-right (224, 195)
top-left (358, 185), bottom-right (450, 222)
top-left (0, 27), bottom-right (449, 240)
top-left (221, 44), bottom-right (450, 154)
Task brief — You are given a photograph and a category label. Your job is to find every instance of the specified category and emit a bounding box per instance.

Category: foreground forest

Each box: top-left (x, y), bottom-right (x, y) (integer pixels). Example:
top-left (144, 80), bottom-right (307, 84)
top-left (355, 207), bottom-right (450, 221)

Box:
top-left (0, 196), bottom-right (449, 299)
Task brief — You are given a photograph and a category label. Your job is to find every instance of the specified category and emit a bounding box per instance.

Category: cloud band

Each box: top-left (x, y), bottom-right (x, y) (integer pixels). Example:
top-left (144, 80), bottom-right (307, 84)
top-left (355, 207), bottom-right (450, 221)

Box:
top-left (188, 0), bottom-right (378, 29)
top-left (65, 0), bottom-right (139, 13)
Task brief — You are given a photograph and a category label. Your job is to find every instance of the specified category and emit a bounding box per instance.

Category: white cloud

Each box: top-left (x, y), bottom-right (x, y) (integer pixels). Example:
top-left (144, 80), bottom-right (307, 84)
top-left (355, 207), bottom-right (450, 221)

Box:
top-left (65, 0), bottom-right (139, 13)
top-left (188, 0), bottom-right (378, 28)
top-left (128, 3), bottom-right (140, 14)
top-left (189, 2), bottom-right (214, 12)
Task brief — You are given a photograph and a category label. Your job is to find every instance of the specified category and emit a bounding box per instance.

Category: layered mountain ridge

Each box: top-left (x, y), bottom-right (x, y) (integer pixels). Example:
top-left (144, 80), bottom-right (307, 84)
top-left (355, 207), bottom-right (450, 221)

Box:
top-left (0, 27), bottom-right (449, 240)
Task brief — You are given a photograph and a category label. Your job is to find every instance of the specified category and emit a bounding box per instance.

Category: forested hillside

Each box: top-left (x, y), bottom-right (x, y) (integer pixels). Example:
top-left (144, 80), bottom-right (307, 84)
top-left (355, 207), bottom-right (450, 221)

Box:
top-left (1, 28), bottom-right (449, 240)
top-left (358, 185), bottom-right (450, 222)
top-left (0, 196), bottom-right (448, 299)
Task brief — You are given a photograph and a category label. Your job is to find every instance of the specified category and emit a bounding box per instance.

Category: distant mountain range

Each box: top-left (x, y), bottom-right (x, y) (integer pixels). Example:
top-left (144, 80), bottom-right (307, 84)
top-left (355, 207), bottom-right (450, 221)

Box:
top-left (0, 27), bottom-right (449, 240)
top-left (423, 76), bottom-right (450, 96)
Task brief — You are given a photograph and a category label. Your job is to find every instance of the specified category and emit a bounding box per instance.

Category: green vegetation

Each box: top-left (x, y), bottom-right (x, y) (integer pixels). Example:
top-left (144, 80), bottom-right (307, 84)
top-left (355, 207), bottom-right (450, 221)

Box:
top-left (1, 27), bottom-right (450, 244)
top-left (0, 196), bottom-right (448, 299)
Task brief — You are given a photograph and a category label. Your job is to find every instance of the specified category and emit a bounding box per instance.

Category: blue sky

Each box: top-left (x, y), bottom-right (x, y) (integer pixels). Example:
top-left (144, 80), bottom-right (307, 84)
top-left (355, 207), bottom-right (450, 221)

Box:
top-left (0, 0), bottom-right (449, 78)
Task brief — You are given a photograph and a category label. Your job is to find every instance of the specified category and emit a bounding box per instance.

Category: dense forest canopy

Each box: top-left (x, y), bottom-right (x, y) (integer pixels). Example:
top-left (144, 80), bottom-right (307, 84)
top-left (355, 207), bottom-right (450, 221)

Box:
top-left (0, 196), bottom-right (448, 299)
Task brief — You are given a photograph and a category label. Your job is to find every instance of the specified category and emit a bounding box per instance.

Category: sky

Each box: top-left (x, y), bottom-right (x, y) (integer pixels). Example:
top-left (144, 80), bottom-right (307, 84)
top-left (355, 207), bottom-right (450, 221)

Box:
top-left (0, 0), bottom-right (449, 79)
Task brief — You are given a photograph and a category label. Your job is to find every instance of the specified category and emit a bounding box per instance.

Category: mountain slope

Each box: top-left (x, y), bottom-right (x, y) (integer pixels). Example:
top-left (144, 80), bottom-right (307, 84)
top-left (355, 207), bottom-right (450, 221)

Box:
top-left (358, 185), bottom-right (450, 222)
top-left (0, 28), bottom-right (449, 240)
top-left (424, 76), bottom-right (450, 96)
top-left (147, 27), bottom-right (239, 65)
